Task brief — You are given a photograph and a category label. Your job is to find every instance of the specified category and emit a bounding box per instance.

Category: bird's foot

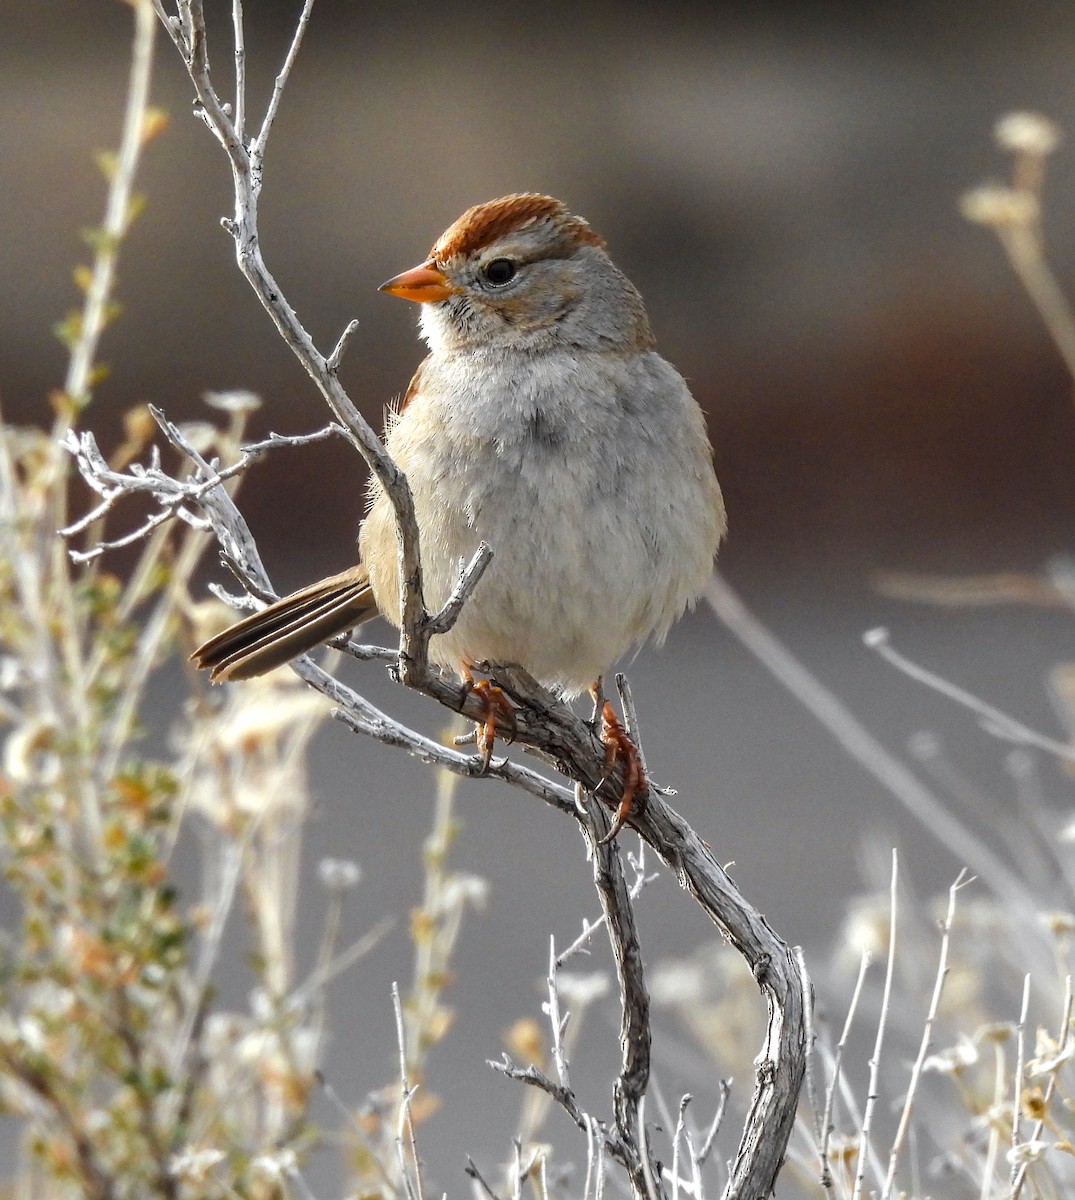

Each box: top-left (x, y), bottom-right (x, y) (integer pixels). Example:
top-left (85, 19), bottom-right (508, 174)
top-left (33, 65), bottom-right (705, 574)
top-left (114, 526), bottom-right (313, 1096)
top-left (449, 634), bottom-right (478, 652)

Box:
top-left (594, 696), bottom-right (645, 843)
top-left (461, 667), bottom-right (517, 772)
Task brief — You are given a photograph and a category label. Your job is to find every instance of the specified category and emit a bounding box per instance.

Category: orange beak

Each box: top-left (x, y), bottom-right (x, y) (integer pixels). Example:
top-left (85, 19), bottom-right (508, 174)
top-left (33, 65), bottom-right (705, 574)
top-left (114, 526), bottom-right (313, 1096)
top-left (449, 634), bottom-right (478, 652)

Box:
top-left (378, 258), bottom-right (458, 303)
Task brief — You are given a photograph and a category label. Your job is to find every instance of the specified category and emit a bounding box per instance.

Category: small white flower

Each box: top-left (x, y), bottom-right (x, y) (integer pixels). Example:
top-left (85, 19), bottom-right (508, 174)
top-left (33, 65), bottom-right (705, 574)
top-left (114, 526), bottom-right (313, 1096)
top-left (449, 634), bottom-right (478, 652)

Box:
top-left (1027, 1035), bottom-right (1074, 1076)
top-left (204, 389), bottom-right (262, 413)
top-left (170, 1147), bottom-right (226, 1180)
top-left (251, 1148), bottom-right (298, 1179)
top-left (440, 873), bottom-right (490, 910)
top-left (318, 858), bottom-right (362, 891)
top-left (995, 112), bottom-right (1061, 156)
top-left (922, 1037), bottom-right (978, 1074)
top-left (15, 1017), bottom-right (45, 1054)
top-left (4, 718), bottom-right (59, 784)
top-left (1007, 1139), bottom-right (1050, 1166)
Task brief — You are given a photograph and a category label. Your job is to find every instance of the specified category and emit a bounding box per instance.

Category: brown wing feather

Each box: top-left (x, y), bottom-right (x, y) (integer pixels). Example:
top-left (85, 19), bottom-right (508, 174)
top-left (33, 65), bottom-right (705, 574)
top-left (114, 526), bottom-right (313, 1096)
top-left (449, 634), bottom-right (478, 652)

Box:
top-left (191, 564), bottom-right (377, 682)
top-left (394, 355), bottom-right (431, 417)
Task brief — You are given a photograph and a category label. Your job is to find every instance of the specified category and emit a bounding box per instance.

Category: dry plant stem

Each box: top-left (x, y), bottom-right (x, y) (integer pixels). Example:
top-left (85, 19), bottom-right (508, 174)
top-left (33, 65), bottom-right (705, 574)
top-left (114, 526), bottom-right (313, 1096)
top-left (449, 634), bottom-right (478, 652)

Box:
top-left (699, 1080), bottom-right (731, 1165)
top-left (392, 982), bottom-right (424, 1200)
top-left (154, 0), bottom-right (433, 684)
top-left (546, 936), bottom-right (571, 1089)
top-left (852, 852), bottom-right (898, 1200)
top-left (1010, 973), bottom-right (1032, 1187)
top-left (996, 221), bottom-right (1075, 382)
top-left (1012, 977), bottom-right (1074, 1200)
top-left (466, 1157), bottom-right (503, 1200)
top-left (0, 1043), bottom-right (117, 1200)
top-left (706, 576), bottom-right (1039, 919)
top-left (62, 0), bottom-right (157, 412)
top-left (865, 627), bottom-right (1075, 765)
top-left (670, 1095), bottom-right (690, 1200)
top-left (978, 1040), bottom-right (1006, 1200)
top-left (32, 0), bottom-right (160, 868)
top-left (879, 869), bottom-right (970, 1200)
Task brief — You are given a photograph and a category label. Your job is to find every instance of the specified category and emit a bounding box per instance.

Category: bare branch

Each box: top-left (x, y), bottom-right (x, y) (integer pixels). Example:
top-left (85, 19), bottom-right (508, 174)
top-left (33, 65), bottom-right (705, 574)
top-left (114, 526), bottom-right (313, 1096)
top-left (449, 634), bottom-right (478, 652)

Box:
top-left (424, 543), bottom-right (494, 636)
top-left (327, 318), bottom-right (360, 373)
top-left (819, 950), bottom-right (871, 1190)
top-left (62, 0), bottom-right (157, 411)
top-left (231, 0), bottom-right (245, 143)
top-left (864, 627), bottom-right (1075, 763)
top-left (575, 788), bottom-right (659, 1199)
top-left (157, 2), bottom-right (431, 689)
top-left (130, 13), bottom-right (814, 1197)
top-left (1011, 975), bottom-right (1074, 1199)
top-left (392, 982), bottom-right (423, 1200)
top-left (698, 1080), bottom-right (731, 1166)
top-left (546, 936), bottom-right (572, 1091)
top-left (707, 576), bottom-right (1039, 922)
top-left (1009, 973), bottom-right (1032, 1189)
top-left (466, 1158), bottom-right (503, 1200)
top-left (852, 851), bottom-right (898, 1200)
top-left (670, 1094), bottom-right (690, 1200)
top-left (251, 0), bottom-right (315, 167)
top-left (880, 870), bottom-right (970, 1199)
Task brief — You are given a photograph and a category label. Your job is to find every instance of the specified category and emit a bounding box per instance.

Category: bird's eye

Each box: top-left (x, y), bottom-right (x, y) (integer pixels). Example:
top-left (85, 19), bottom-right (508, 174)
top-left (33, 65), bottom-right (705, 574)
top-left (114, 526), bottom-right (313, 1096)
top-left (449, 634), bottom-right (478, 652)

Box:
top-left (481, 258), bottom-right (517, 286)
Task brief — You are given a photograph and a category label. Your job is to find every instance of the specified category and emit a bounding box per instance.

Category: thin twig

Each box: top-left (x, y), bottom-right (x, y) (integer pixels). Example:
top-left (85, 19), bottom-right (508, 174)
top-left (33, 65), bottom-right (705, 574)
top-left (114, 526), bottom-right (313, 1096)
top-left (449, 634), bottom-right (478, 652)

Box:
top-left (820, 950), bottom-right (871, 1189)
top-left (979, 1039), bottom-right (1006, 1200)
top-left (707, 577), bottom-right (1040, 924)
top-left (546, 936), bottom-right (572, 1090)
top-left (639, 1096), bottom-right (661, 1200)
top-left (880, 869), bottom-right (971, 1199)
top-left (327, 318), bottom-right (360, 372)
top-left (231, 0), bottom-right (245, 142)
top-left (249, 0), bottom-right (315, 169)
top-left (1009, 973), bottom-right (1032, 1188)
top-left (865, 627), bottom-right (1075, 763)
top-left (698, 1080), bottom-right (731, 1166)
top-left (465, 1157), bottom-right (503, 1200)
top-left (852, 852), bottom-right (899, 1200)
top-left (670, 1094), bottom-right (690, 1200)
top-left (392, 982), bottom-right (423, 1200)
top-left (424, 543), bottom-right (494, 636)
top-left (62, 0), bottom-right (157, 410)
top-left (157, 0), bottom-right (432, 689)
top-left (1011, 975), bottom-right (1073, 1199)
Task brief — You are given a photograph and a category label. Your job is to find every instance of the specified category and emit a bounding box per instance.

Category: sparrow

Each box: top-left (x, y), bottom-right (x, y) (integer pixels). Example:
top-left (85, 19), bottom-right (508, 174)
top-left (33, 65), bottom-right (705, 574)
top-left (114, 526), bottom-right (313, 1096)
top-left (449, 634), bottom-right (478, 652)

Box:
top-left (192, 193), bottom-right (726, 831)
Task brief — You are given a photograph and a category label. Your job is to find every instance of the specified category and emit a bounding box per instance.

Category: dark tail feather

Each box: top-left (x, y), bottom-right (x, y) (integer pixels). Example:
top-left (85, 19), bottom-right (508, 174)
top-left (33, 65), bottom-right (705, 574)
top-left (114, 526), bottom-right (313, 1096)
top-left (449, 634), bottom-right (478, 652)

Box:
top-left (191, 565), bottom-right (378, 681)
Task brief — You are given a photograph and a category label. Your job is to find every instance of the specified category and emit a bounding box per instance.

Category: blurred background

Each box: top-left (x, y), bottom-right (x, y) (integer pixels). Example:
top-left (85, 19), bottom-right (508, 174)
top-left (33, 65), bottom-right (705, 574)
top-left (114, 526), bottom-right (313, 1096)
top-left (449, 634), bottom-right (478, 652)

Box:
top-left (4, 1), bottom-right (1075, 1193)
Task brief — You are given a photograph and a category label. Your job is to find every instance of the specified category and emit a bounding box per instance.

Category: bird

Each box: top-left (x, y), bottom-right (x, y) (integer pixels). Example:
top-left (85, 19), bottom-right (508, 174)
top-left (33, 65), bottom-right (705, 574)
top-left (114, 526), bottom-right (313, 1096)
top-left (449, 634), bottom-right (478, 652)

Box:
top-left (191, 193), bottom-right (726, 832)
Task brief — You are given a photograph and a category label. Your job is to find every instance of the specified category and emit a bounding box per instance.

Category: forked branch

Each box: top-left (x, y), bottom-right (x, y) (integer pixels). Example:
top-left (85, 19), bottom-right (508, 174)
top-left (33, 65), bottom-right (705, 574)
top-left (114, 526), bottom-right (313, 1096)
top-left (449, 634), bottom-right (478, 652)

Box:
top-left (87, 6), bottom-right (815, 1197)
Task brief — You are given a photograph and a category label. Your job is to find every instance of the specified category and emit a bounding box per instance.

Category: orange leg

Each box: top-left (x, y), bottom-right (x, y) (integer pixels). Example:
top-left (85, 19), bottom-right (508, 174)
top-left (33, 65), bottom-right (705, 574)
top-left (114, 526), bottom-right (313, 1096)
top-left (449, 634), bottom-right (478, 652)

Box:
top-left (589, 683), bottom-right (645, 841)
top-left (460, 665), bottom-right (516, 772)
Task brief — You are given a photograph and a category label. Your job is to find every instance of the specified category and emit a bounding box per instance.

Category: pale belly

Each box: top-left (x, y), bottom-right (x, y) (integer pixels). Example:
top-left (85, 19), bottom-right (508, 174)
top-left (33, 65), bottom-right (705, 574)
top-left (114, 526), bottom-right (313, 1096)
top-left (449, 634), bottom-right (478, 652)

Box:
top-left (358, 347), bottom-right (724, 694)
